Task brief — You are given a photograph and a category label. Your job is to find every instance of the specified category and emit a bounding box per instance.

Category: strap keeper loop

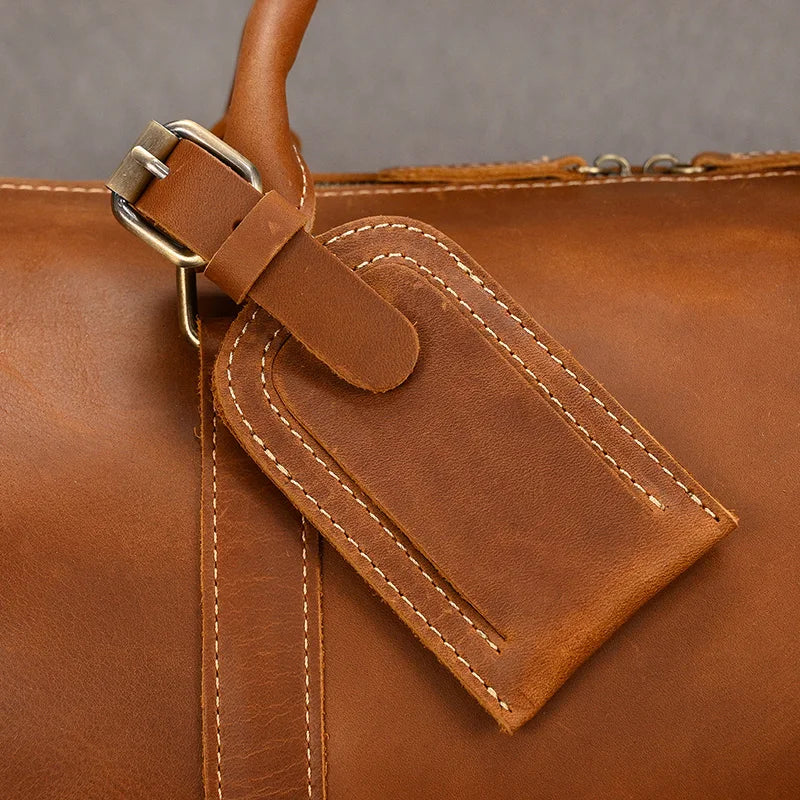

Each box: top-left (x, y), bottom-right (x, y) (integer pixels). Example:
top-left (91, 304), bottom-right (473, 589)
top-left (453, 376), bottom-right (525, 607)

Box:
top-left (205, 190), bottom-right (306, 303)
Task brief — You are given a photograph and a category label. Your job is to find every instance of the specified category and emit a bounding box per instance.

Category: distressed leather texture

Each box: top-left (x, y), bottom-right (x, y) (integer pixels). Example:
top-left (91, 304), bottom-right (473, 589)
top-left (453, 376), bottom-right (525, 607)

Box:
top-left (3, 167), bottom-right (799, 799)
top-left (3, 0), bottom-right (800, 795)
top-left (213, 215), bottom-right (735, 731)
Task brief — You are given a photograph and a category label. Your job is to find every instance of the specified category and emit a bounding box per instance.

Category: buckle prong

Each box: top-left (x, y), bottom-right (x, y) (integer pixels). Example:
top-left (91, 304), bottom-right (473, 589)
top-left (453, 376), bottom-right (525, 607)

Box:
top-left (130, 145), bottom-right (170, 180)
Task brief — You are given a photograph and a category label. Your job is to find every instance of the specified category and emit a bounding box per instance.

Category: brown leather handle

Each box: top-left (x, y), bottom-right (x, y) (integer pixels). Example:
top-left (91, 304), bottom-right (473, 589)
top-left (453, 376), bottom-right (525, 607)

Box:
top-left (223, 0), bottom-right (317, 215)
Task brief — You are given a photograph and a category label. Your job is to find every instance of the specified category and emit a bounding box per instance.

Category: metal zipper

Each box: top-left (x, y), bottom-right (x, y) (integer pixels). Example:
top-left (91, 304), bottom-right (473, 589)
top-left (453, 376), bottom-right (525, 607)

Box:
top-left (576, 153), bottom-right (706, 177)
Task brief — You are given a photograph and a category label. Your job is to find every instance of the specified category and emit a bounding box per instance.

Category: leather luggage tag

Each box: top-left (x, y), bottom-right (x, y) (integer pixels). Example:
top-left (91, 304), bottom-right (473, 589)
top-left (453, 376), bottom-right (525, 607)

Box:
top-left (213, 215), bottom-right (737, 732)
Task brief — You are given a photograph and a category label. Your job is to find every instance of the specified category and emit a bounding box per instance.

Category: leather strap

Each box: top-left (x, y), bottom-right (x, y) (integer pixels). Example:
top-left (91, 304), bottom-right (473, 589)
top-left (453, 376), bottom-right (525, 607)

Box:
top-left (201, 320), bottom-right (326, 800)
top-left (130, 0), bottom-right (420, 392)
top-left (135, 139), bottom-right (419, 392)
top-left (137, 141), bottom-right (262, 262)
top-left (206, 191), bottom-right (307, 302)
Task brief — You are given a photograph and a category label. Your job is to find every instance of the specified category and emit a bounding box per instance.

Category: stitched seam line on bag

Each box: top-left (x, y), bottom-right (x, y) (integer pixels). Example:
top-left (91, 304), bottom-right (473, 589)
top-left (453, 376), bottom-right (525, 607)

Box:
top-left (1, 168), bottom-right (798, 198)
top-left (227, 308), bottom-right (512, 715)
top-left (0, 183), bottom-right (108, 193)
top-left (730, 149), bottom-right (797, 158)
top-left (301, 519), bottom-right (312, 800)
top-left (326, 223), bottom-right (720, 521)
top-left (211, 413), bottom-right (223, 800)
top-left (315, 169), bottom-right (800, 196)
top-left (262, 328), bottom-right (501, 652)
top-left (293, 145), bottom-right (309, 209)
top-left (0, 148), bottom-right (311, 203)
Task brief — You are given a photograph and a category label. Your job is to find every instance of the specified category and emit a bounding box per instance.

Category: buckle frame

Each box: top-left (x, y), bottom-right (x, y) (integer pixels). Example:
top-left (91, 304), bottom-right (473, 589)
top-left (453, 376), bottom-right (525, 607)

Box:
top-left (106, 119), bottom-right (263, 346)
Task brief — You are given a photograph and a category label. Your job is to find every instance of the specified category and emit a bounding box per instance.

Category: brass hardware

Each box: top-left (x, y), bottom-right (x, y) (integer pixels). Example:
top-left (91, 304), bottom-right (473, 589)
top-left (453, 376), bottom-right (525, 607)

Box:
top-left (107, 120), bottom-right (179, 203)
top-left (573, 152), bottom-right (710, 178)
top-left (576, 154), bottom-right (633, 178)
top-left (176, 268), bottom-right (200, 349)
top-left (111, 191), bottom-right (206, 270)
top-left (107, 119), bottom-right (262, 269)
top-left (130, 145), bottom-right (170, 180)
top-left (643, 153), bottom-right (705, 175)
top-left (106, 119), bottom-right (263, 347)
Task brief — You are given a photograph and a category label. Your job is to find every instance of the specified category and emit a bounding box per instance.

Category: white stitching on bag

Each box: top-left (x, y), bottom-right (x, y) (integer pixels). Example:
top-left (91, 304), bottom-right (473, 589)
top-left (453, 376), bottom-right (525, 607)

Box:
top-left (227, 307), bottom-right (513, 715)
top-left (293, 145), bottom-right (309, 209)
top-left (0, 183), bottom-right (107, 193)
top-left (215, 426), bottom-right (319, 798)
top-left (0, 146), bottom-right (310, 204)
top-left (730, 150), bottom-right (796, 158)
top-left (325, 223), bottom-right (720, 520)
top-left (211, 413), bottom-right (223, 800)
top-left (301, 519), bottom-right (312, 800)
top-left (261, 328), bottom-right (501, 653)
top-left (1, 167), bottom-right (798, 199)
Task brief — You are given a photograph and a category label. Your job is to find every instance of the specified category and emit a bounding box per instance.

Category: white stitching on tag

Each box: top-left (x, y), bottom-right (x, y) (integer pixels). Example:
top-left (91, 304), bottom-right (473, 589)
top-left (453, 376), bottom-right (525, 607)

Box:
top-left (326, 223), bottom-right (720, 520)
top-left (353, 252), bottom-right (663, 510)
top-left (262, 328), bottom-right (501, 652)
top-left (227, 307), bottom-right (513, 715)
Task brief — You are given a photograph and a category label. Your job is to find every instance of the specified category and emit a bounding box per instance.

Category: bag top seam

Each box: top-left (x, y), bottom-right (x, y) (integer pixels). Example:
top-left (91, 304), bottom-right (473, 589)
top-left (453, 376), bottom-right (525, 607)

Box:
top-left (1, 168), bottom-right (798, 198)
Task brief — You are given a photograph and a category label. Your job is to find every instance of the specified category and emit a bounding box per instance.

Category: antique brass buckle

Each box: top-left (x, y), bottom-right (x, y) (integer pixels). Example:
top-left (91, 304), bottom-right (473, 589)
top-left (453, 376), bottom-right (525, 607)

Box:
top-left (106, 120), bottom-right (262, 347)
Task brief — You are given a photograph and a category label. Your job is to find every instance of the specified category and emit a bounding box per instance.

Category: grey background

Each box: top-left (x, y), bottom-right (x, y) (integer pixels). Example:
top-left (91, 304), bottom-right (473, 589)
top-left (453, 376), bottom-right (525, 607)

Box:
top-left (1, 0), bottom-right (799, 181)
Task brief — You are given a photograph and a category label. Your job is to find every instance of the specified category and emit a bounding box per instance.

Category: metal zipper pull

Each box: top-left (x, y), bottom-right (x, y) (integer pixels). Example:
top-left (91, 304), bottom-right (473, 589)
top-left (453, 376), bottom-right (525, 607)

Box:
top-left (576, 154), bottom-right (633, 177)
top-left (642, 154), bottom-right (705, 175)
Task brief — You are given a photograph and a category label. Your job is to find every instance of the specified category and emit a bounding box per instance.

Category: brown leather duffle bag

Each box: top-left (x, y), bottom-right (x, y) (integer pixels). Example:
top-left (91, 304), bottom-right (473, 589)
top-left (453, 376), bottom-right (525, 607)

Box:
top-left (3, 1), bottom-right (799, 798)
